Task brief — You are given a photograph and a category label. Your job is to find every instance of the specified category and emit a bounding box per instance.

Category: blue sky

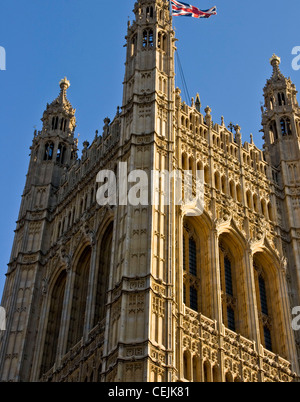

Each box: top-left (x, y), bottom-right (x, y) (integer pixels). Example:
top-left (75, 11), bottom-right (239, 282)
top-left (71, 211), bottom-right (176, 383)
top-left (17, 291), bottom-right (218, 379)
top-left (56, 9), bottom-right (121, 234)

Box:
top-left (0, 0), bottom-right (300, 299)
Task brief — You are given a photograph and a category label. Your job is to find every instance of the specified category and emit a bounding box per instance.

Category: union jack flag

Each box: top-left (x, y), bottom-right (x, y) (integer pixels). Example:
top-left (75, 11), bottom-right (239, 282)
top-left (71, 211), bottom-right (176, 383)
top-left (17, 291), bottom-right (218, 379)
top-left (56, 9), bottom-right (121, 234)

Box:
top-left (171, 0), bottom-right (217, 18)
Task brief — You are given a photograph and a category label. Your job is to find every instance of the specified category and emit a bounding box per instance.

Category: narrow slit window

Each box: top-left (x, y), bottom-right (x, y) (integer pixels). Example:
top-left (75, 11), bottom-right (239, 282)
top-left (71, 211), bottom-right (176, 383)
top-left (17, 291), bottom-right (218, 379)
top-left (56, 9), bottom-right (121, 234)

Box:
top-left (183, 235), bottom-right (186, 271)
top-left (227, 307), bottom-right (236, 331)
top-left (264, 326), bottom-right (272, 351)
top-left (148, 30), bottom-right (154, 47)
top-left (189, 238), bottom-right (197, 276)
top-left (259, 275), bottom-right (268, 316)
top-left (190, 287), bottom-right (198, 312)
top-left (224, 257), bottom-right (233, 296)
top-left (143, 30), bottom-right (148, 48)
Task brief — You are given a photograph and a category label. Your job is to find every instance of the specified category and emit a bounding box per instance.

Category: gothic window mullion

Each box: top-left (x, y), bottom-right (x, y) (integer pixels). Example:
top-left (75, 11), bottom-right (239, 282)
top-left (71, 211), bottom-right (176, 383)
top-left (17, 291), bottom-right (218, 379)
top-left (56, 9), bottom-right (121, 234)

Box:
top-left (182, 226), bottom-right (200, 312)
top-left (220, 245), bottom-right (236, 332)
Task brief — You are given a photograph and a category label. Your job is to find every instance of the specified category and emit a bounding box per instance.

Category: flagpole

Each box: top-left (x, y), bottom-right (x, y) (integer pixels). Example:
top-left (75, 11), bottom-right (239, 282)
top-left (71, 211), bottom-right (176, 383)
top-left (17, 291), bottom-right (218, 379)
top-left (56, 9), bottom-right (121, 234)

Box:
top-left (169, 0), bottom-right (177, 92)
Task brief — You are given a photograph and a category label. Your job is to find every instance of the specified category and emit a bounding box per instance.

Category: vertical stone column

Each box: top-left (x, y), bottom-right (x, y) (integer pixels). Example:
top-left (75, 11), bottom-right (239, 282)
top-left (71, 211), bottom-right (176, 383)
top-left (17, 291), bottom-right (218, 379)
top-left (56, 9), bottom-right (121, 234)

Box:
top-left (210, 227), bottom-right (222, 325)
top-left (83, 235), bottom-right (97, 340)
top-left (56, 266), bottom-right (76, 359)
top-left (278, 258), bottom-right (299, 373)
top-left (243, 245), bottom-right (261, 345)
top-left (211, 226), bottom-right (225, 383)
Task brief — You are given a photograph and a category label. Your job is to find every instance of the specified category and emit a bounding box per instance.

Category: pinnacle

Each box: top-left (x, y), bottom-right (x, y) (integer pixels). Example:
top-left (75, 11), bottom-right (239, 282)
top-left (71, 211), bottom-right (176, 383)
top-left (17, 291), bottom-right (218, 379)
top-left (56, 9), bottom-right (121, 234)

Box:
top-left (269, 54), bottom-right (284, 80)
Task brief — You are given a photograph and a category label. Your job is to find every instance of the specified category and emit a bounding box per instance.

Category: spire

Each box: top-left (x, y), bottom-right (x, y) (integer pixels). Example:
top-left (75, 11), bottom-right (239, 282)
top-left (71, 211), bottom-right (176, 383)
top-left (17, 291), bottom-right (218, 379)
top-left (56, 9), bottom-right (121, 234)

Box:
top-left (41, 77), bottom-right (76, 137)
top-left (195, 93), bottom-right (201, 112)
top-left (57, 77), bottom-right (71, 105)
top-left (269, 54), bottom-right (285, 81)
top-left (49, 77), bottom-right (74, 113)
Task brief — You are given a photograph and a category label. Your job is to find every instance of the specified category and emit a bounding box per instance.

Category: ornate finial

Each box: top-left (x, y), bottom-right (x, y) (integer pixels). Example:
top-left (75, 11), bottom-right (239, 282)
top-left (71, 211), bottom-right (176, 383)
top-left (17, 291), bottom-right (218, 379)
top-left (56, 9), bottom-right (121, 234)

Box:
top-left (228, 122), bottom-right (234, 133)
top-left (234, 124), bottom-right (241, 133)
top-left (59, 77), bottom-right (70, 91)
top-left (205, 106), bottom-right (211, 115)
top-left (270, 54), bottom-right (281, 67)
top-left (195, 93), bottom-right (201, 112)
top-left (269, 54), bottom-right (284, 79)
top-left (205, 106), bottom-right (212, 127)
top-left (83, 140), bottom-right (89, 149)
top-left (234, 125), bottom-right (242, 145)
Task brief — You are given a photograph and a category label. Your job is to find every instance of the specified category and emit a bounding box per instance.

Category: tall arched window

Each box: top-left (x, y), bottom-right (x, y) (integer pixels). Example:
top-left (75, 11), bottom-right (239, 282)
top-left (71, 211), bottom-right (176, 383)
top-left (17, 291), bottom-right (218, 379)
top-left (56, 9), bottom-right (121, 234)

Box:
top-left (67, 246), bottom-right (91, 350)
top-left (44, 142), bottom-right (54, 161)
top-left (146, 6), bottom-right (154, 18)
top-left (253, 259), bottom-right (273, 351)
top-left (51, 116), bottom-right (59, 130)
top-left (93, 222), bottom-right (113, 326)
top-left (278, 92), bottom-right (286, 106)
top-left (56, 143), bottom-right (66, 164)
top-left (280, 117), bottom-right (292, 136)
top-left (142, 29), bottom-right (154, 48)
top-left (269, 120), bottom-right (278, 143)
top-left (219, 241), bottom-right (237, 332)
top-left (40, 270), bottom-right (67, 376)
top-left (183, 225), bottom-right (199, 312)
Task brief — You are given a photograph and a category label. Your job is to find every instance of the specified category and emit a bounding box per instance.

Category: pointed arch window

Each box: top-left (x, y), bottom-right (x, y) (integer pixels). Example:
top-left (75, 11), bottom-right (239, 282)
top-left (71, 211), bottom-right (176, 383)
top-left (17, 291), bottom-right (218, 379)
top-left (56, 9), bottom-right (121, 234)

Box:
top-left (56, 143), bottom-right (66, 164)
top-left (93, 222), bottom-right (113, 326)
top-left (146, 6), bottom-right (154, 19)
top-left (44, 142), bottom-right (54, 161)
top-left (183, 223), bottom-right (200, 312)
top-left (269, 120), bottom-right (278, 143)
top-left (142, 29), bottom-right (154, 49)
top-left (67, 246), bottom-right (91, 350)
top-left (52, 116), bottom-right (59, 130)
top-left (280, 117), bottom-right (292, 136)
top-left (254, 260), bottom-right (273, 352)
top-left (278, 92), bottom-right (286, 106)
top-left (40, 270), bottom-right (67, 376)
top-left (59, 118), bottom-right (67, 132)
top-left (219, 242), bottom-right (237, 332)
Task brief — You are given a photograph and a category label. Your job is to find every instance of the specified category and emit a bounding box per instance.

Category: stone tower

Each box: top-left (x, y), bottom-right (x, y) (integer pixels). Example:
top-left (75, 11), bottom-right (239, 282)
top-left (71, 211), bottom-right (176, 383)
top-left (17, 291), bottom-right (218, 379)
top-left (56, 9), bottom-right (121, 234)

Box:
top-left (103, 0), bottom-right (177, 381)
top-left (0, 78), bottom-right (77, 380)
top-left (261, 54), bottom-right (300, 360)
top-left (1, 1), bottom-right (300, 383)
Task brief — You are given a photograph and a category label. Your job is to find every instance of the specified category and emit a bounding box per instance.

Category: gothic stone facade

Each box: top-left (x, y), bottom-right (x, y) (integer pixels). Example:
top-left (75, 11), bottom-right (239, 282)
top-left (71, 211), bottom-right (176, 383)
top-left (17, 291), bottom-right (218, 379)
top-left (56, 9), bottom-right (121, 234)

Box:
top-left (0, 0), bottom-right (300, 382)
